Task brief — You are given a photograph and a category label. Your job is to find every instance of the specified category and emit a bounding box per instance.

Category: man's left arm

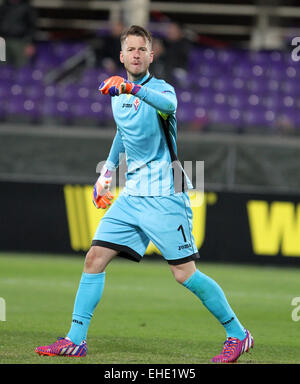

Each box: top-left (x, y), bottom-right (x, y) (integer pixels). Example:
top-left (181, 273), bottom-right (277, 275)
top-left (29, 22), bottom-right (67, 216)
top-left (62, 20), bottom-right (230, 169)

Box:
top-left (99, 76), bottom-right (177, 114)
top-left (135, 86), bottom-right (177, 115)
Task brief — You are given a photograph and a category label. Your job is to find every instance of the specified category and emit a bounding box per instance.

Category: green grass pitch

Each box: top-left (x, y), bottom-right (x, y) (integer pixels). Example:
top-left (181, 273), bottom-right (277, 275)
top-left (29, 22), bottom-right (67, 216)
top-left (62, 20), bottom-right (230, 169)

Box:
top-left (0, 252), bottom-right (299, 364)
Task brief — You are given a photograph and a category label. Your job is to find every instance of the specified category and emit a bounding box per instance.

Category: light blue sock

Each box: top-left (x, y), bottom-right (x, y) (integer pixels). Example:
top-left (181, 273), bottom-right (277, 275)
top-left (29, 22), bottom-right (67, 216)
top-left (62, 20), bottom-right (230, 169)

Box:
top-left (67, 272), bottom-right (105, 345)
top-left (182, 269), bottom-right (246, 340)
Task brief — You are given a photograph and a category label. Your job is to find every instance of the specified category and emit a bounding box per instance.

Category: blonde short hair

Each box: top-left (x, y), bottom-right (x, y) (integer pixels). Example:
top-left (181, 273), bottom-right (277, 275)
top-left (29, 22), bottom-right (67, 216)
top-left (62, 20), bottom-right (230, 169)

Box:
top-left (120, 25), bottom-right (152, 49)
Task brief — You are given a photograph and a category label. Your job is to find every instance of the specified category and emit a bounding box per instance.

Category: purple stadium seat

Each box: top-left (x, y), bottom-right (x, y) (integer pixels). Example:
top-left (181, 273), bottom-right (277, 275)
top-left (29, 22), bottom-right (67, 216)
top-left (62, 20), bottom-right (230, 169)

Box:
top-left (177, 89), bottom-right (193, 104)
top-left (14, 67), bottom-right (42, 85)
top-left (22, 98), bottom-right (41, 119)
top-left (90, 101), bottom-right (105, 118)
top-left (197, 62), bottom-right (223, 77)
top-left (71, 99), bottom-right (105, 122)
top-left (193, 106), bottom-right (209, 122)
top-left (285, 65), bottom-right (300, 80)
top-left (279, 107), bottom-right (298, 118)
top-left (231, 77), bottom-right (247, 92)
top-left (172, 69), bottom-right (192, 90)
top-left (232, 61), bottom-right (267, 80)
top-left (77, 86), bottom-right (91, 100)
top-left (8, 82), bottom-right (25, 97)
top-left (251, 64), bottom-right (267, 78)
top-left (213, 92), bottom-right (227, 107)
top-left (41, 98), bottom-right (72, 123)
top-left (55, 100), bottom-right (72, 120)
top-left (54, 42), bottom-right (86, 60)
top-left (262, 94), bottom-right (282, 110)
top-left (196, 76), bottom-right (212, 91)
top-left (56, 84), bottom-right (78, 102)
top-left (270, 51), bottom-right (284, 64)
top-left (0, 65), bottom-right (15, 81)
top-left (71, 100), bottom-right (90, 118)
top-left (177, 104), bottom-right (197, 123)
top-left (246, 50), bottom-right (270, 64)
top-left (262, 94), bottom-right (295, 111)
top-left (280, 80), bottom-right (300, 96)
top-left (215, 49), bottom-right (239, 67)
top-left (25, 84), bottom-right (44, 100)
top-left (188, 50), bottom-right (202, 72)
top-left (281, 95), bottom-right (296, 110)
top-left (34, 55), bottom-right (60, 70)
top-left (265, 79), bottom-right (280, 92)
top-left (247, 93), bottom-right (264, 108)
top-left (212, 77), bottom-right (235, 92)
top-left (0, 80), bottom-right (11, 99)
top-left (79, 69), bottom-right (110, 87)
top-left (208, 106), bottom-right (242, 127)
top-left (194, 91), bottom-right (215, 108)
top-left (227, 108), bottom-right (243, 126)
top-left (43, 85), bottom-right (57, 100)
top-left (5, 95), bottom-right (40, 120)
top-left (246, 78), bottom-right (269, 94)
top-left (203, 48), bottom-right (217, 59)
top-left (58, 84), bottom-right (92, 102)
top-left (242, 107), bottom-right (276, 127)
top-left (34, 42), bottom-right (61, 69)
top-left (266, 63), bottom-right (287, 80)
top-left (40, 99), bottom-right (57, 117)
top-left (79, 69), bottom-right (99, 87)
top-left (232, 61), bottom-right (253, 78)
top-left (227, 93), bottom-right (249, 109)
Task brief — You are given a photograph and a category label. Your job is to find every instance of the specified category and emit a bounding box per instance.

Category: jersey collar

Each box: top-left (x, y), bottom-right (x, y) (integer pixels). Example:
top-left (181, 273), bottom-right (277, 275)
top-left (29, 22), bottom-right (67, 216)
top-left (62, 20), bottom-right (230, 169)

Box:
top-left (132, 72), bottom-right (152, 85)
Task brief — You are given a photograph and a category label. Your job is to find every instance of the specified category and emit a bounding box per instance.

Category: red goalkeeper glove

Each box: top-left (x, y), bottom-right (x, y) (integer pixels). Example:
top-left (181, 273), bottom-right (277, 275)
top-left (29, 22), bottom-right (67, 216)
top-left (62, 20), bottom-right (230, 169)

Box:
top-left (99, 76), bottom-right (141, 96)
top-left (92, 166), bottom-right (114, 209)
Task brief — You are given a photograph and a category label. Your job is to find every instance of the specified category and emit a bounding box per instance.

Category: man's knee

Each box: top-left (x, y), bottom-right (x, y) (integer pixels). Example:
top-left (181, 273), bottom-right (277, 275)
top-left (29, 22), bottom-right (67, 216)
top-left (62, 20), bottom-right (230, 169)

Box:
top-left (84, 246), bottom-right (117, 273)
top-left (172, 269), bottom-right (188, 284)
top-left (170, 261), bottom-right (196, 284)
top-left (84, 247), bottom-right (99, 270)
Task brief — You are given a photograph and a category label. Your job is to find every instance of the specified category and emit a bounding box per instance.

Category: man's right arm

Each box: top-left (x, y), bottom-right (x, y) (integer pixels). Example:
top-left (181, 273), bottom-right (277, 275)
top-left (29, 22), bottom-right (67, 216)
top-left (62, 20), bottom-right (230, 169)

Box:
top-left (105, 129), bottom-right (126, 171)
top-left (93, 129), bottom-right (125, 209)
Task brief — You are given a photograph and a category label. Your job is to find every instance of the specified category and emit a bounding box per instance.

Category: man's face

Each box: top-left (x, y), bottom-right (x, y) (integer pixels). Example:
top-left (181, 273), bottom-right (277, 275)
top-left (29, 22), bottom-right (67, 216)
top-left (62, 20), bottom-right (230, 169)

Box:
top-left (120, 35), bottom-right (153, 80)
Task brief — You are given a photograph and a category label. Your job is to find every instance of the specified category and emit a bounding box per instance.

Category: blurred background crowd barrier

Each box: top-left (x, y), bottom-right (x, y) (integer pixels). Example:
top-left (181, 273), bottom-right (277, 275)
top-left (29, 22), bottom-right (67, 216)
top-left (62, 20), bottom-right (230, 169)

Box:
top-left (1, 0), bottom-right (300, 265)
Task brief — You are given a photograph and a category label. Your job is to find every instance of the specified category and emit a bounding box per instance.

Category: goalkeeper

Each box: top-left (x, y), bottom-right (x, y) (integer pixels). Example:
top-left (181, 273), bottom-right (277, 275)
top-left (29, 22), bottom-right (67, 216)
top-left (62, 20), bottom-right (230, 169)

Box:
top-left (35, 25), bottom-right (253, 363)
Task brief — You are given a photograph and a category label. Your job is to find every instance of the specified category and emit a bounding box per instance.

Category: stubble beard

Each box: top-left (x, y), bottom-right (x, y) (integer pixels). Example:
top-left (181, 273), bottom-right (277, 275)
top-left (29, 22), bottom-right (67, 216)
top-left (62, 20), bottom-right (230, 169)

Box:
top-left (125, 65), bottom-right (148, 82)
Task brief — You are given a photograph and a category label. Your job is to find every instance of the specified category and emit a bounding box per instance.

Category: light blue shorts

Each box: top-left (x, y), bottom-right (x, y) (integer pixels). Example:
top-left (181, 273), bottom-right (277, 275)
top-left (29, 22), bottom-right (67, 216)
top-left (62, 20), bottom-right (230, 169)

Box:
top-left (92, 192), bottom-right (199, 265)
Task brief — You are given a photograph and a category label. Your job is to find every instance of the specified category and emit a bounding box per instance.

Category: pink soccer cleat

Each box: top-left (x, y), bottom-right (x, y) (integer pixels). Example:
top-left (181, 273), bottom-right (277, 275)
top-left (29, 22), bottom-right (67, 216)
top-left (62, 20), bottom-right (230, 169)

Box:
top-left (35, 337), bottom-right (87, 357)
top-left (211, 329), bottom-right (254, 363)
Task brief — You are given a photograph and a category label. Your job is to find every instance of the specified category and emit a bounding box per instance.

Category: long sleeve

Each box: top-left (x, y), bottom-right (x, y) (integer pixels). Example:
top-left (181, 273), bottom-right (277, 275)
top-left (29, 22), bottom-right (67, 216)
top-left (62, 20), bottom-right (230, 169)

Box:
top-left (105, 129), bottom-right (126, 171)
top-left (136, 86), bottom-right (177, 115)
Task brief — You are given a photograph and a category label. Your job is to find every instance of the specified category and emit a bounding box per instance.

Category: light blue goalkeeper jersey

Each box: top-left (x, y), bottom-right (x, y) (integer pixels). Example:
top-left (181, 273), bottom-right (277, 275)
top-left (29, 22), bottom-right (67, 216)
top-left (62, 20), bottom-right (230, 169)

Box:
top-left (105, 72), bottom-right (193, 196)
